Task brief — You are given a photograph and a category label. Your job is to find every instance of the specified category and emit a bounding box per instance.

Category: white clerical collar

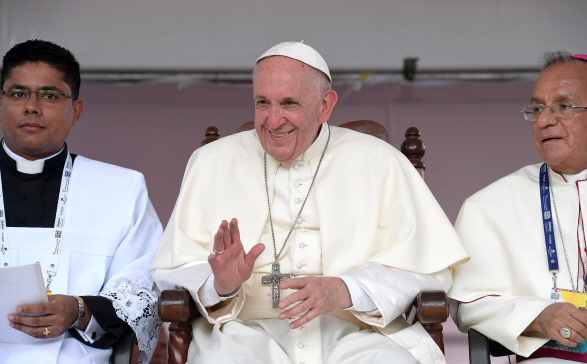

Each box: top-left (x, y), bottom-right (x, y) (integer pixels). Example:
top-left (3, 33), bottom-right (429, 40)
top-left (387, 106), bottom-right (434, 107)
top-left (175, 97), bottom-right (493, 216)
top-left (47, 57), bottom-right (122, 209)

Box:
top-left (298, 123), bottom-right (329, 162)
top-left (562, 169), bottom-right (587, 184)
top-left (2, 141), bottom-right (64, 174)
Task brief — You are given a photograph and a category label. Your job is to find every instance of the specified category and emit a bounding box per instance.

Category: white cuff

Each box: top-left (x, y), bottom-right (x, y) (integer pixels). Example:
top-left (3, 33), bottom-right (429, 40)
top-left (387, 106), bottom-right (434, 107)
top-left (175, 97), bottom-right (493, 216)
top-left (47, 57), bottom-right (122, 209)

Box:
top-left (198, 273), bottom-right (241, 307)
top-left (339, 275), bottom-right (381, 316)
top-left (75, 315), bottom-right (106, 344)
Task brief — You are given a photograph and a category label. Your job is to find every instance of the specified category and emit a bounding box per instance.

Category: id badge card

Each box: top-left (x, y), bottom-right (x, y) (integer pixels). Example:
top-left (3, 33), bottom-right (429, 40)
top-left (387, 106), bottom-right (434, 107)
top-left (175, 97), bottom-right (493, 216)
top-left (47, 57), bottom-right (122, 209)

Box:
top-left (542, 288), bottom-right (587, 354)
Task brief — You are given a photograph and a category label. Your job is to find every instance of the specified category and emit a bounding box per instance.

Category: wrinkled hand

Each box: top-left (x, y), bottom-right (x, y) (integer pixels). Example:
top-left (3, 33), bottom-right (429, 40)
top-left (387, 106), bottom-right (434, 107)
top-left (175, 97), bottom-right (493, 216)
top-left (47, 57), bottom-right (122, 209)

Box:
top-left (524, 302), bottom-right (587, 347)
top-left (277, 276), bottom-right (352, 329)
top-left (209, 219), bottom-right (265, 296)
top-left (8, 294), bottom-right (78, 339)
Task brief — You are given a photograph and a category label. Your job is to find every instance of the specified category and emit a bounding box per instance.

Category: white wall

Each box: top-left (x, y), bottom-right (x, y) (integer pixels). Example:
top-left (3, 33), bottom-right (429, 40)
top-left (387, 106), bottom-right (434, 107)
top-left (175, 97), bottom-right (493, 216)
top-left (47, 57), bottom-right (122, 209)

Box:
top-left (2, 0), bottom-right (586, 71)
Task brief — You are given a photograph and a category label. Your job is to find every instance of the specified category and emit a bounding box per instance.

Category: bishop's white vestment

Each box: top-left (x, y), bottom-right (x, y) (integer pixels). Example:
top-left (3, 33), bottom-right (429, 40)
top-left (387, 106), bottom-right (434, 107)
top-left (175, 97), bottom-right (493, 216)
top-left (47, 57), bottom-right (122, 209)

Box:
top-left (449, 164), bottom-right (587, 363)
top-left (151, 124), bottom-right (468, 364)
top-left (0, 144), bottom-right (163, 364)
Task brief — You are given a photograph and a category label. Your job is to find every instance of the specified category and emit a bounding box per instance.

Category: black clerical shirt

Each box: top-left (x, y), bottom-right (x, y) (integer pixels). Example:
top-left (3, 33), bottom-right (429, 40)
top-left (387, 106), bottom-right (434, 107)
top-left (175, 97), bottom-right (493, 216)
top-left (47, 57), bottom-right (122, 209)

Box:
top-left (0, 144), bottom-right (129, 349)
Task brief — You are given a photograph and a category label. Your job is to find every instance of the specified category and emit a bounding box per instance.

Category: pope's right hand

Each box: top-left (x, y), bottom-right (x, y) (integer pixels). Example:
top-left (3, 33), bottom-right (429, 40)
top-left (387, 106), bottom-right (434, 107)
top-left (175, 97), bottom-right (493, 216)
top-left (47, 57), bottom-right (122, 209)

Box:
top-left (524, 302), bottom-right (587, 347)
top-left (208, 218), bottom-right (265, 296)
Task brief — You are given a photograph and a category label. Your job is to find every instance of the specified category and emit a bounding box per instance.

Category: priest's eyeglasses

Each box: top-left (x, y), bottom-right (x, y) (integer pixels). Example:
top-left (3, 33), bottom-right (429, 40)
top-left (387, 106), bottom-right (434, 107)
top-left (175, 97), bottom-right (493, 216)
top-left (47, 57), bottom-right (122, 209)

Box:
top-left (521, 101), bottom-right (587, 121)
top-left (0, 88), bottom-right (77, 105)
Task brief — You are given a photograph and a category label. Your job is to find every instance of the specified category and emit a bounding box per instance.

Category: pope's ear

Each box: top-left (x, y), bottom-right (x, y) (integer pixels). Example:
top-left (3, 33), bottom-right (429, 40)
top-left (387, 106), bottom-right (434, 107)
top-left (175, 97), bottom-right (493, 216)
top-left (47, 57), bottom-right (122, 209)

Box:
top-left (318, 90), bottom-right (338, 124)
top-left (72, 98), bottom-right (84, 126)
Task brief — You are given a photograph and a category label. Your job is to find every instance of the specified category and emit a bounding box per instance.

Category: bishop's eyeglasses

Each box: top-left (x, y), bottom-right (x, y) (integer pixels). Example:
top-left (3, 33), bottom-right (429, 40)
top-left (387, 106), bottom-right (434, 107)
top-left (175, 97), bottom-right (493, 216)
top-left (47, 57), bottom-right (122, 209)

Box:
top-left (0, 88), bottom-right (77, 105)
top-left (521, 101), bottom-right (587, 121)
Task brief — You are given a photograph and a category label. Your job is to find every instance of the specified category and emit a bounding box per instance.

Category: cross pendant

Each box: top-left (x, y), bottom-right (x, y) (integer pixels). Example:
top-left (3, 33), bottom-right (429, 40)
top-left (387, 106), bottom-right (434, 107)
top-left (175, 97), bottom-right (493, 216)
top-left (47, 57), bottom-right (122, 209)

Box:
top-left (262, 262), bottom-right (291, 308)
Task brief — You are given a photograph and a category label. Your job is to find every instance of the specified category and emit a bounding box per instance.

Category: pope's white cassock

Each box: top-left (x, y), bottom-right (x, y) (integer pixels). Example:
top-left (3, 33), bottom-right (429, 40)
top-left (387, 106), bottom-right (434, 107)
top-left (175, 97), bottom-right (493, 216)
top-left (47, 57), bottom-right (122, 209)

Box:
top-left (151, 124), bottom-right (468, 364)
top-left (449, 163), bottom-right (587, 362)
top-left (0, 142), bottom-right (163, 364)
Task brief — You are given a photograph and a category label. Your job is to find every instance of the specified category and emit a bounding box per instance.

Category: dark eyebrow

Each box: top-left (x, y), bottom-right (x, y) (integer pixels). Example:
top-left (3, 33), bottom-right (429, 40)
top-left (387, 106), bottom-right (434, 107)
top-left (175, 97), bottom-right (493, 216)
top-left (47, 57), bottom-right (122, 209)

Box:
top-left (4, 84), bottom-right (63, 92)
top-left (5, 83), bottom-right (27, 90)
top-left (39, 86), bottom-right (62, 92)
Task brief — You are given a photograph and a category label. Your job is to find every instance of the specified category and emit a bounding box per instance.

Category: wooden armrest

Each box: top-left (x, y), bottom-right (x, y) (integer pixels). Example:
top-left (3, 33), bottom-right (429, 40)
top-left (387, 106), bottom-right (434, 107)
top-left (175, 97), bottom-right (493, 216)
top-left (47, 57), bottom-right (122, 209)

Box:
top-left (416, 290), bottom-right (449, 353)
top-left (417, 290), bottom-right (449, 324)
top-left (158, 289), bottom-right (200, 323)
top-left (159, 289), bottom-right (201, 364)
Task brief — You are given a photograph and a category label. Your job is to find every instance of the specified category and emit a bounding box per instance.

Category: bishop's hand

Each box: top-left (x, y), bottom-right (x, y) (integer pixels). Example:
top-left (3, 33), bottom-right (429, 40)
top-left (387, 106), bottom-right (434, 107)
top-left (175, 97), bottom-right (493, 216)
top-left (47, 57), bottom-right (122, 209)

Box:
top-left (277, 276), bottom-right (352, 329)
top-left (524, 302), bottom-right (587, 347)
top-left (209, 219), bottom-right (265, 296)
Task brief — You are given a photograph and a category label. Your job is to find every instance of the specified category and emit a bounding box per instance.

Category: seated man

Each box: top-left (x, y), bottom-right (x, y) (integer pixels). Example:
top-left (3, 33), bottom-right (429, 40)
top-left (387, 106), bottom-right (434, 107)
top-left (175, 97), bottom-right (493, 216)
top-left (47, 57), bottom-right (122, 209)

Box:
top-left (0, 40), bottom-right (163, 363)
top-left (449, 52), bottom-right (587, 362)
top-left (151, 41), bottom-right (468, 364)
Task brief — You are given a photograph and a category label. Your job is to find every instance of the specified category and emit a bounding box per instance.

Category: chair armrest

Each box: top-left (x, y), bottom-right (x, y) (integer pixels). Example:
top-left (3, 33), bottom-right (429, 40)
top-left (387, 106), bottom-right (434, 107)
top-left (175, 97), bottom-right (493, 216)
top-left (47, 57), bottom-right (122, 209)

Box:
top-left (158, 289), bottom-right (200, 323)
top-left (158, 289), bottom-right (201, 364)
top-left (110, 329), bottom-right (136, 364)
top-left (417, 290), bottom-right (449, 324)
top-left (416, 290), bottom-right (449, 353)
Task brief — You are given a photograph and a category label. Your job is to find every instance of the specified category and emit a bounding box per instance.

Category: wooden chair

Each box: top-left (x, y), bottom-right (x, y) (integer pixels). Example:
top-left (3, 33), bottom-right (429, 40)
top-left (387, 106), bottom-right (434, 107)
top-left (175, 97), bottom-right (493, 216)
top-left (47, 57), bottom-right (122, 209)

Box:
top-left (159, 120), bottom-right (448, 364)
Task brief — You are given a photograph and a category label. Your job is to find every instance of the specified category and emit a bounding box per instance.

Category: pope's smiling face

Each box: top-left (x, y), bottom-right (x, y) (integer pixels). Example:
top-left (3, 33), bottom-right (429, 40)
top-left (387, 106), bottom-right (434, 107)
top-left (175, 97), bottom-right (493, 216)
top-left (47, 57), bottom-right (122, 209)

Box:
top-left (531, 61), bottom-right (587, 174)
top-left (253, 56), bottom-right (337, 163)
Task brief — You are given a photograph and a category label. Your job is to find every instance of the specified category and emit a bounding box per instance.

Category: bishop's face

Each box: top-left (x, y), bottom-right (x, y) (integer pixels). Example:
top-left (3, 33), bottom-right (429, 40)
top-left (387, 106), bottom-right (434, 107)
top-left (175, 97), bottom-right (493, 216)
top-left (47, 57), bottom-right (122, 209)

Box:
top-left (531, 61), bottom-right (587, 174)
top-left (253, 56), bottom-right (336, 163)
top-left (0, 62), bottom-right (83, 160)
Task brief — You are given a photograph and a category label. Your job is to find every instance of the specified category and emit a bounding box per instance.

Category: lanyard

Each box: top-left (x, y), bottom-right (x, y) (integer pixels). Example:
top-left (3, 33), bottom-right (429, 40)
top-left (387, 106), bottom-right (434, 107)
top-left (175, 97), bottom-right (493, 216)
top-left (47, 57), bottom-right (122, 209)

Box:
top-left (0, 153), bottom-right (73, 294)
top-left (540, 163), bottom-right (559, 273)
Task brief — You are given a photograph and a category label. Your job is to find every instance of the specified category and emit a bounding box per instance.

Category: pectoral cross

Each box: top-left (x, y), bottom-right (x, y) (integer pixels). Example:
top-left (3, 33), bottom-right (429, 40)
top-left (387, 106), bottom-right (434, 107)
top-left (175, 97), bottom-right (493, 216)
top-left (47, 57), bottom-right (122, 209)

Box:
top-left (262, 262), bottom-right (291, 308)
top-left (0, 244), bottom-right (6, 255)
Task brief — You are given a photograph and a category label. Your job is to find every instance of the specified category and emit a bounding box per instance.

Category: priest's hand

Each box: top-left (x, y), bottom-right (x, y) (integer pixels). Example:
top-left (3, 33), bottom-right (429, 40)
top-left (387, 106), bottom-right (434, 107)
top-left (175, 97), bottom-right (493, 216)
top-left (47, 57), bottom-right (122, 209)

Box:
top-left (7, 294), bottom-right (85, 339)
top-left (277, 276), bottom-right (352, 329)
top-left (209, 218), bottom-right (265, 296)
top-left (523, 302), bottom-right (587, 347)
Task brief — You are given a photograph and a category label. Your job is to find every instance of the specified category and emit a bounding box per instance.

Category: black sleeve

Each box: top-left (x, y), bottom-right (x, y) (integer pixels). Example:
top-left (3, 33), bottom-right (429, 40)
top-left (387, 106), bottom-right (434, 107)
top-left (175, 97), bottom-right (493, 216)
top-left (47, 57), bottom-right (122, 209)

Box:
top-left (68, 295), bottom-right (130, 349)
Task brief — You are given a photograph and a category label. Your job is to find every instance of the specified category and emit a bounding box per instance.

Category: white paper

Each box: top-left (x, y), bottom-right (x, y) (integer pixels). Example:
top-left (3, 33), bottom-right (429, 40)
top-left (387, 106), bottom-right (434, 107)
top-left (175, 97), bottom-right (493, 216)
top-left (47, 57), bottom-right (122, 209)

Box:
top-left (0, 262), bottom-right (49, 343)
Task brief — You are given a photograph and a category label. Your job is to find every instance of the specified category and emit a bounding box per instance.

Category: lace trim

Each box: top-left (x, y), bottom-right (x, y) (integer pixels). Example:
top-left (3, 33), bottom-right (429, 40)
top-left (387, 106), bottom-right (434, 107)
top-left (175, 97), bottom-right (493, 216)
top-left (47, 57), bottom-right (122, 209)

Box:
top-left (99, 271), bottom-right (162, 364)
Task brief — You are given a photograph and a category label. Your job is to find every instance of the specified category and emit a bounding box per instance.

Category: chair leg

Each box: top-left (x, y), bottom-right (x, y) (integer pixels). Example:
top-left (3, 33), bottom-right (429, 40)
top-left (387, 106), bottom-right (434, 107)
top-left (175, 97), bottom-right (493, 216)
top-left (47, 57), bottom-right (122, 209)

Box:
top-left (468, 329), bottom-right (491, 364)
top-left (422, 323), bottom-right (444, 354)
top-left (168, 322), bottom-right (192, 364)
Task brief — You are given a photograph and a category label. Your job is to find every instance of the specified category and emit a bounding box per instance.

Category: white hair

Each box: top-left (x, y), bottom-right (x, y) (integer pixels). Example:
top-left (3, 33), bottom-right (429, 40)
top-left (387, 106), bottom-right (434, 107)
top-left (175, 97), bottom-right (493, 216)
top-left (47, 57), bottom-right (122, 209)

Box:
top-left (542, 50), bottom-right (587, 70)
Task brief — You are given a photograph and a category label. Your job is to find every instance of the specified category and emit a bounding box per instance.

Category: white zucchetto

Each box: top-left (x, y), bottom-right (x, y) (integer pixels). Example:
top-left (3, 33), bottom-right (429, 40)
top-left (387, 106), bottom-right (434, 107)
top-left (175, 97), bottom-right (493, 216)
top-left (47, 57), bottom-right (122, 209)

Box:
top-left (256, 41), bottom-right (331, 82)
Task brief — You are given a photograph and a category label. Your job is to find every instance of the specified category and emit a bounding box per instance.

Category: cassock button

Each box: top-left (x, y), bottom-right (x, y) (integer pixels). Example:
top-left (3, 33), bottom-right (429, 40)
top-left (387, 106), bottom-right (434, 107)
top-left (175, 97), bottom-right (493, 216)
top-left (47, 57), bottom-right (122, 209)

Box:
top-left (17, 216), bottom-right (26, 225)
top-left (91, 332), bottom-right (97, 340)
top-left (295, 198), bottom-right (301, 204)
top-left (20, 192), bottom-right (27, 200)
top-left (294, 182), bottom-right (301, 187)
top-left (293, 165), bottom-right (299, 170)
top-left (296, 263), bottom-right (303, 269)
top-left (299, 243), bottom-right (305, 249)
top-left (298, 342), bottom-right (305, 349)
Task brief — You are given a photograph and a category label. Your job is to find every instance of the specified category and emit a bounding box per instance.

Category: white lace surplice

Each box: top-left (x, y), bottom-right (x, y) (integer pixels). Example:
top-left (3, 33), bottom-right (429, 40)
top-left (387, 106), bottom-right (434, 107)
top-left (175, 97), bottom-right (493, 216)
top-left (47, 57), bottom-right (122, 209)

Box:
top-left (100, 271), bottom-right (162, 363)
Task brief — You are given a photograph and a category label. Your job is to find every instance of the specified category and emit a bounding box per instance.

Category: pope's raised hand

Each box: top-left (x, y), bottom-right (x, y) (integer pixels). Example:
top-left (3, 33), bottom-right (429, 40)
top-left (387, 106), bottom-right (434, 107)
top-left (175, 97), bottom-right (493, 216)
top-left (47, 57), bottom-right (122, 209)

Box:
top-left (209, 219), bottom-right (265, 296)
